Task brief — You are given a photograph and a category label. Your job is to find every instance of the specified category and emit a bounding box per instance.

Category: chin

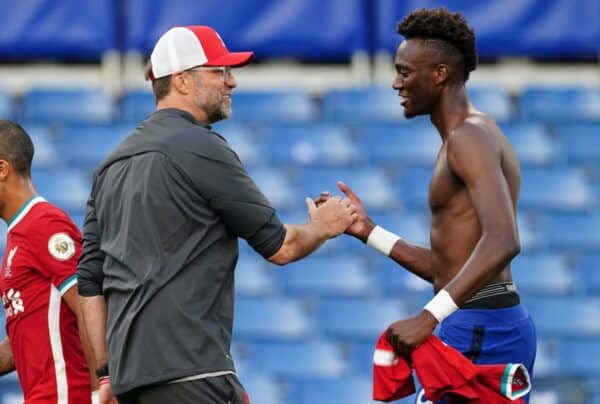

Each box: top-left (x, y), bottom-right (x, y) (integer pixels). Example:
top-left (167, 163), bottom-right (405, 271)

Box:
top-left (403, 109), bottom-right (417, 119)
top-left (403, 108), bottom-right (426, 119)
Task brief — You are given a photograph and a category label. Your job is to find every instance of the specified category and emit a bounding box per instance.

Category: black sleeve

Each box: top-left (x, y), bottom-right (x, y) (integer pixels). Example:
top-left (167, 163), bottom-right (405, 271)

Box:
top-left (178, 136), bottom-right (286, 258)
top-left (77, 191), bottom-right (105, 296)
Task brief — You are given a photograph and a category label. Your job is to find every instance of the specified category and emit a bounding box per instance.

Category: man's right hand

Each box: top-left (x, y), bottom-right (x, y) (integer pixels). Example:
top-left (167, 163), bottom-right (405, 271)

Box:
top-left (306, 195), bottom-right (356, 238)
top-left (316, 182), bottom-right (375, 242)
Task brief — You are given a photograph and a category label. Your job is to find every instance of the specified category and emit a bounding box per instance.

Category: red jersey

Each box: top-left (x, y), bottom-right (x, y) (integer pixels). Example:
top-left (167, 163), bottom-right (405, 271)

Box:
top-left (0, 196), bottom-right (91, 404)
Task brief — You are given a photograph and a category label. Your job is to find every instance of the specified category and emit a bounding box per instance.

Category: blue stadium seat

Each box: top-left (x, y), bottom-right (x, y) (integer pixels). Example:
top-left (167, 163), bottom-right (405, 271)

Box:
top-left (246, 168), bottom-right (298, 211)
top-left (517, 214), bottom-right (541, 252)
top-left (55, 124), bottom-right (131, 171)
top-left (0, 91), bottom-right (13, 119)
top-left (22, 124), bottom-right (60, 168)
top-left (323, 87), bottom-right (414, 123)
top-left (67, 212), bottom-right (86, 232)
top-left (228, 91), bottom-right (318, 123)
top-left (468, 86), bottom-right (514, 123)
top-left (273, 256), bottom-right (374, 297)
top-left (289, 376), bottom-right (378, 404)
top-left (501, 123), bottom-right (558, 166)
top-left (31, 168), bottom-right (90, 213)
top-left (293, 168), bottom-right (397, 211)
top-left (120, 89), bottom-right (155, 122)
top-left (396, 168), bottom-right (432, 209)
top-left (538, 214), bottom-right (600, 251)
top-left (519, 87), bottom-right (600, 123)
top-left (235, 255), bottom-right (276, 297)
top-left (533, 338), bottom-right (560, 379)
top-left (349, 341), bottom-right (376, 376)
top-left (574, 254), bottom-right (600, 295)
top-left (0, 310), bottom-right (5, 339)
top-left (244, 340), bottom-right (345, 380)
top-left (239, 373), bottom-right (282, 404)
top-left (555, 124), bottom-right (600, 165)
top-left (355, 124), bottom-right (441, 166)
top-left (373, 255), bottom-right (432, 301)
top-left (370, 213), bottom-right (430, 247)
top-left (23, 88), bottom-right (115, 124)
top-left (234, 298), bottom-right (313, 341)
top-left (0, 377), bottom-right (22, 404)
top-left (519, 168), bottom-right (594, 211)
top-left (213, 123), bottom-right (263, 167)
top-left (511, 254), bottom-right (574, 295)
top-left (559, 339), bottom-right (600, 377)
top-left (523, 297), bottom-right (600, 337)
top-left (260, 124), bottom-right (360, 166)
top-left (315, 298), bottom-right (409, 341)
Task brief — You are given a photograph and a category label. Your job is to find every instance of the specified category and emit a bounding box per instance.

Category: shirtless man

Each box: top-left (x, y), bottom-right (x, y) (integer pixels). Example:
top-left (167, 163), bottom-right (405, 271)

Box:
top-left (320, 8), bottom-right (536, 402)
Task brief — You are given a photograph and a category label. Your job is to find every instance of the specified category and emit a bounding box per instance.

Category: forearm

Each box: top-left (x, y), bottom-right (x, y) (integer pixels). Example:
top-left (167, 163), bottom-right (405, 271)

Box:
top-left (80, 296), bottom-right (109, 370)
top-left (0, 337), bottom-right (15, 376)
top-left (268, 223), bottom-right (329, 265)
top-left (77, 311), bottom-right (99, 390)
top-left (389, 240), bottom-right (434, 283)
top-left (362, 224), bottom-right (434, 283)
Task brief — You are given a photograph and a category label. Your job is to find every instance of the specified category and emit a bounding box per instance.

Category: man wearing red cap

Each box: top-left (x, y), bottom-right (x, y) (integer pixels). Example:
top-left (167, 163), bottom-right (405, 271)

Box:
top-left (77, 25), bottom-right (357, 404)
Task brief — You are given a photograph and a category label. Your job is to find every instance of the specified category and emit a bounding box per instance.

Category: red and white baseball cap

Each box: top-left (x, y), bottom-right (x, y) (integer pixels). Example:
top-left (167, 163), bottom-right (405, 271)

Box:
top-left (150, 25), bottom-right (254, 80)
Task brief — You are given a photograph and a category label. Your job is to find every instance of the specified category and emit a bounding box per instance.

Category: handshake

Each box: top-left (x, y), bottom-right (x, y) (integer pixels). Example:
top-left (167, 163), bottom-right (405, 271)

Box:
top-left (307, 180), bottom-right (375, 242)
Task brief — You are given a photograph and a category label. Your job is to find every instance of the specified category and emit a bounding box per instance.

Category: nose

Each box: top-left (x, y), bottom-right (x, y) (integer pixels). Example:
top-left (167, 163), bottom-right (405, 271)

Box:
top-left (392, 75), bottom-right (402, 91)
top-left (225, 71), bottom-right (237, 89)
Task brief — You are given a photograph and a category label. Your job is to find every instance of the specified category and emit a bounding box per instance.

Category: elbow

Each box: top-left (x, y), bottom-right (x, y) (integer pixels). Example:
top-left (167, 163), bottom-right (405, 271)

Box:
top-left (267, 247), bottom-right (294, 266)
top-left (496, 234), bottom-right (521, 263)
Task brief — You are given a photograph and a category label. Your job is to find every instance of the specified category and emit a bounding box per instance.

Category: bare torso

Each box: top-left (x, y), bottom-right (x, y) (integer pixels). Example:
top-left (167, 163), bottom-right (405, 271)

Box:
top-left (428, 112), bottom-right (521, 292)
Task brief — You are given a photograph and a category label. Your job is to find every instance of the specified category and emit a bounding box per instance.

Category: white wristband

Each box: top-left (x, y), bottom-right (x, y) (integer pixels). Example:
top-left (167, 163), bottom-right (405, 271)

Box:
top-left (366, 225), bottom-right (401, 256)
top-left (424, 289), bottom-right (458, 322)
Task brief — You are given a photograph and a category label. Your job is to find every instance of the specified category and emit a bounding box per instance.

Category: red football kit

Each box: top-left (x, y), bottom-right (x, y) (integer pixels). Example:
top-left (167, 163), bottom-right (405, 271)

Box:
top-left (0, 196), bottom-right (91, 404)
top-left (373, 332), bottom-right (531, 403)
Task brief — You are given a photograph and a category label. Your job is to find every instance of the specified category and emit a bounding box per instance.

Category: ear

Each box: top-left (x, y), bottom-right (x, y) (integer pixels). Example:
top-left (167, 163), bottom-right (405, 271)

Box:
top-left (171, 72), bottom-right (191, 95)
top-left (0, 160), bottom-right (10, 182)
top-left (433, 64), bottom-right (449, 85)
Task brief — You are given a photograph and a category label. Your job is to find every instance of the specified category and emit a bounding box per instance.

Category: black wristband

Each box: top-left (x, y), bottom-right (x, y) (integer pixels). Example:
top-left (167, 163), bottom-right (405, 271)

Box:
top-left (95, 364), bottom-right (109, 378)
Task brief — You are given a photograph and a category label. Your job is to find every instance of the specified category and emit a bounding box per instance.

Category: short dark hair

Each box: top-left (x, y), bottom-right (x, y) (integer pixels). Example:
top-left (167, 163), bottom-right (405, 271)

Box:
top-left (397, 7), bottom-right (478, 81)
top-left (0, 120), bottom-right (34, 177)
top-left (144, 61), bottom-right (171, 102)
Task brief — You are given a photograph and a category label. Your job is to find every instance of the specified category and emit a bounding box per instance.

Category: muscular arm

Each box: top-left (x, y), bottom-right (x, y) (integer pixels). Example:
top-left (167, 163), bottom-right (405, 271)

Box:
top-left (443, 124), bottom-right (520, 305)
top-left (0, 337), bottom-right (15, 376)
top-left (62, 287), bottom-right (99, 390)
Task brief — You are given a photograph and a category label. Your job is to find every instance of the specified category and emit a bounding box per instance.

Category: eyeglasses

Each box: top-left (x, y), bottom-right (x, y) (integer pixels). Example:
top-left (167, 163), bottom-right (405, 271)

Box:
top-left (187, 66), bottom-right (232, 80)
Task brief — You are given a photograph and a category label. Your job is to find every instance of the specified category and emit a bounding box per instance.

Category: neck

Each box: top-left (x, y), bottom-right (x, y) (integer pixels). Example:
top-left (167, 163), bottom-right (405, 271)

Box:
top-left (1, 178), bottom-right (37, 224)
top-left (430, 84), bottom-right (471, 140)
top-left (156, 97), bottom-right (209, 125)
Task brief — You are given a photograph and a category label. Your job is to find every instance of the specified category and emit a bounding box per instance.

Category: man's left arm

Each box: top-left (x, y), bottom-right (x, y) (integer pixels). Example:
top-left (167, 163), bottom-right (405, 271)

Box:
top-left (387, 124), bottom-right (520, 355)
top-left (62, 287), bottom-right (99, 391)
top-left (0, 337), bottom-right (15, 376)
top-left (442, 125), bottom-right (520, 303)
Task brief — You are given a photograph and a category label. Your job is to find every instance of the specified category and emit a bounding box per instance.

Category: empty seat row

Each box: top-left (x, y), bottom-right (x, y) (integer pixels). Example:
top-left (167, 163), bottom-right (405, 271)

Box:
top-left (1, 86), bottom-right (599, 125)
top-left (20, 120), bottom-right (600, 175)
top-left (236, 251), bottom-right (598, 299)
top-left (232, 296), bottom-right (600, 342)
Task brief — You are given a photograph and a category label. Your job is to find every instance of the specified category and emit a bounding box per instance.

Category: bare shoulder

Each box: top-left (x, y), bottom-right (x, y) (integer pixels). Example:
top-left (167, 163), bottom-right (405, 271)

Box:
top-left (448, 113), bottom-right (502, 154)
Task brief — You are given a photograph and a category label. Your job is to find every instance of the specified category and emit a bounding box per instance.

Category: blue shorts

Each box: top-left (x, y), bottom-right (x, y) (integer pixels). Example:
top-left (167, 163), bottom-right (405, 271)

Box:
top-left (435, 304), bottom-right (537, 403)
